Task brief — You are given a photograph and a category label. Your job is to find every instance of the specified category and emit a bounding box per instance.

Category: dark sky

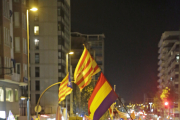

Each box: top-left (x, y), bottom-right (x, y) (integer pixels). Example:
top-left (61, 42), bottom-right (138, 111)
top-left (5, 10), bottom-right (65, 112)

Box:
top-left (71, 0), bottom-right (180, 103)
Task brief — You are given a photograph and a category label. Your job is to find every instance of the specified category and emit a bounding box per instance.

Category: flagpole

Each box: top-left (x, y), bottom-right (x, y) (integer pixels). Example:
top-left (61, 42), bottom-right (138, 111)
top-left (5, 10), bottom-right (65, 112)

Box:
top-left (117, 97), bottom-right (133, 120)
top-left (66, 53), bottom-right (68, 120)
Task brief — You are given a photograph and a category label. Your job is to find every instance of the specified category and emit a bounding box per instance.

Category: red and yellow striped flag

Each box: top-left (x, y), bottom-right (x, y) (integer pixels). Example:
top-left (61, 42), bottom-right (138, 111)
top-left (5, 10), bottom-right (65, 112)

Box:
top-left (115, 108), bottom-right (127, 120)
top-left (74, 46), bottom-right (101, 91)
top-left (58, 73), bottom-right (72, 103)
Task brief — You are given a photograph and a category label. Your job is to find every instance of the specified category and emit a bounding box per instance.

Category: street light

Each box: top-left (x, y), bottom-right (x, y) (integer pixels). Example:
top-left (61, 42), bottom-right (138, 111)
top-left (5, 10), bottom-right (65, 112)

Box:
top-left (27, 7), bottom-right (38, 120)
top-left (66, 51), bottom-right (74, 120)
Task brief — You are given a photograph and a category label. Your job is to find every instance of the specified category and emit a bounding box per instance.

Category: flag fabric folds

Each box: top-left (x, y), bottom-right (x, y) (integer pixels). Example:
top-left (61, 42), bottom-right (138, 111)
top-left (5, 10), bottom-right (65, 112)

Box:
top-left (58, 73), bottom-right (72, 103)
top-left (74, 46), bottom-right (101, 91)
top-left (115, 108), bottom-right (127, 120)
top-left (108, 107), bottom-right (113, 120)
top-left (131, 111), bottom-right (136, 120)
top-left (84, 115), bottom-right (91, 120)
top-left (88, 73), bottom-right (118, 120)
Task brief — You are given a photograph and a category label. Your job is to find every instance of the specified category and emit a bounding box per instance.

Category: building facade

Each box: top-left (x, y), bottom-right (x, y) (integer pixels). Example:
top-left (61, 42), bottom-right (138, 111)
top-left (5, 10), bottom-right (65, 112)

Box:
top-left (157, 31), bottom-right (180, 119)
top-left (29, 0), bottom-right (71, 116)
top-left (0, 0), bottom-right (28, 119)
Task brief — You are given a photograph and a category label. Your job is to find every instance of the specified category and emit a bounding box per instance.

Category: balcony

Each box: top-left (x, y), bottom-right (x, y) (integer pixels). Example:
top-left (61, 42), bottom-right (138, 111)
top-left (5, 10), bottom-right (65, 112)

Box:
top-left (11, 73), bottom-right (20, 82)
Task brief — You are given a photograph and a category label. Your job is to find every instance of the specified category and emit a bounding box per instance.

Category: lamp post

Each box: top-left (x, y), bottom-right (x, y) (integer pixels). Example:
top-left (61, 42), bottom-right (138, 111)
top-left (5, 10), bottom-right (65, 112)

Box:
top-left (27, 7), bottom-right (38, 120)
top-left (66, 51), bottom-right (74, 120)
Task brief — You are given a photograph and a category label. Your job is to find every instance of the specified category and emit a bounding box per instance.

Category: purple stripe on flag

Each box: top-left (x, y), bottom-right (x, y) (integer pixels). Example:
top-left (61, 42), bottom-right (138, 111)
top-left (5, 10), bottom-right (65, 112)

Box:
top-left (93, 90), bottom-right (117, 120)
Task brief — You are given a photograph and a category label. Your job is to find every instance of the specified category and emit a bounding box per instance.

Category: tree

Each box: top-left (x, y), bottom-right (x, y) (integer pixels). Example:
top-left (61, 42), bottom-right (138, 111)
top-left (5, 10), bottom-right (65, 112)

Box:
top-left (81, 82), bottom-right (94, 116)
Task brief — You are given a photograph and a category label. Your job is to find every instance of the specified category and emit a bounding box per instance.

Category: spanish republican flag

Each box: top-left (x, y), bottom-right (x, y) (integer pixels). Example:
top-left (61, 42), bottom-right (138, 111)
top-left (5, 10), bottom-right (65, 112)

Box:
top-left (74, 46), bottom-right (101, 91)
top-left (58, 73), bottom-right (72, 103)
top-left (88, 73), bottom-right (118, 120)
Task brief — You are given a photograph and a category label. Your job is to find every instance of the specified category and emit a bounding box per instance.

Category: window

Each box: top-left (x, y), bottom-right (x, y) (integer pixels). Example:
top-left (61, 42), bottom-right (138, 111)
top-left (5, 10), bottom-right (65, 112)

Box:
top-left (58, 36), bottom-right (64, 45)
top-left (14, 12), bottom-right (20, 27)
top-left (22, 13), bottom-right (26, 29)
top-left (34, 39), bottom-right (39, 49)
top-left (0, 56), bottom-right (1, 75)
top-left (0, 87), bottom-right (4, 101)
top-left (16, 63), bottom-right (21, 74)
top-left (15, 37), bottom-right (20, 52)
top-left (35, 81), bottom-right (40, 91)
top-left (34, 26), bottom-right (39, 35)
top-left (36, 94), bottom-right (40, 104)
top-left (23, 64), bottom-right (27, 77)
top-left (57, 8), bottom-right (61, 16)
top-left (0, 27), bottom-right (1, 44)
top-left (34, 13), bottom-right (39, 21)
top-left (15, 89), bottom-right (18, 102)
top-left (4, 27), bottom-right (5, 43)
top-left (35, 53), bottom-right (39, 63)
top-left (35, 67), bottom-right (39, 77)
top-left (6, 88), bottom-right (13, 102)
top-left (59, 65), bottom-right (65, 72)
top-left (175, 75), bottom-right (179, 79)
top-left (58, 52), bottom-right (61, 58)
top-left (58, 66), bottom-right (61, 70)
top-left (58, 22), bottom-right (61, 31)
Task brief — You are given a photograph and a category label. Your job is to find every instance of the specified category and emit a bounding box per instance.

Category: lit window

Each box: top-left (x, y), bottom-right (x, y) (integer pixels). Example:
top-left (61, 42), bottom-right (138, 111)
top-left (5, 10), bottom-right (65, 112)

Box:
top-left (15, 89), bottom-right (18, 101)
top-left (34, 39), bottom-right (39, 49)
top-left (176, 55), bottom-right (179, 60)
top-left (14, 12), bottom-right (20, 27)
top-left (6, 88), bottom-right (13, 102)
top-left (0, 87), bottom-right (4, 101)
top-left (34, 26), bottom-right (39, 35)
top-left (15, 37), bottom-right (20, 52)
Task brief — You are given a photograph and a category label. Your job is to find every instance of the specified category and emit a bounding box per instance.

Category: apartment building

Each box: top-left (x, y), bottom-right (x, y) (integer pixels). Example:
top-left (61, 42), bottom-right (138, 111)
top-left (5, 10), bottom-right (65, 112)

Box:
top-left (29, 0), bottom-right (71, 116)
top-left (71, 32), bottom-right (105, 80)
top-left (0, 0), bottom-right (28, 119)
top-left (157, 31), bottom-right (180, 120)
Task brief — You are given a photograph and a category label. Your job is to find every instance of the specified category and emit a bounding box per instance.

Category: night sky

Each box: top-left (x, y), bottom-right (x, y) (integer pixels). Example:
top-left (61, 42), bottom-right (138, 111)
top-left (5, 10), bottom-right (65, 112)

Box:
top-left (71, 0), bottom-right (180, 103)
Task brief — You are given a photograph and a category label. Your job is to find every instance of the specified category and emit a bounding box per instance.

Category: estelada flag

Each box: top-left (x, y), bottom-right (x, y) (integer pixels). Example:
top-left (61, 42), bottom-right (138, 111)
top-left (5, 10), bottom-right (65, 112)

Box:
top-left (58, 73), bottom-right (72, 103)
top-left (88, 73), bottom-right (118, 120)
top-left (74, 46), bottom-right (101, 91)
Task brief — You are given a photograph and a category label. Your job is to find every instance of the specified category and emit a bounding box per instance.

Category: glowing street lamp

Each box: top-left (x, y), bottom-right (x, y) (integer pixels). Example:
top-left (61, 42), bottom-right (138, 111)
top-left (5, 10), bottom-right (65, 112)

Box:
top-left (27, 7), bottom-right (38, 120)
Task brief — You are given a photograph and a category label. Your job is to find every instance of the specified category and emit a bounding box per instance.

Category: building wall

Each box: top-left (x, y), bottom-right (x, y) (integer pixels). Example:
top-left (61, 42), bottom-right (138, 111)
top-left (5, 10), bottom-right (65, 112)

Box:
top-left (29, 0), bottom-right (71, 115)
top-left (0, 0), bottom-right (28, 119)
top-left (157, 31), bottom-right (180, 119)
